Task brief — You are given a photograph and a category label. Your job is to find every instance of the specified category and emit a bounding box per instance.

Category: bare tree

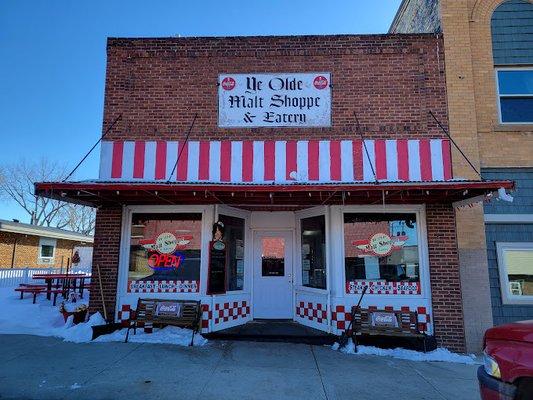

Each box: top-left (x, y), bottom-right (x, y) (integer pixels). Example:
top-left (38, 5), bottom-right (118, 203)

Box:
top-left (0, 159), bottom-right (95, 234)
top-left (56, 204), bottom-right (96, 236)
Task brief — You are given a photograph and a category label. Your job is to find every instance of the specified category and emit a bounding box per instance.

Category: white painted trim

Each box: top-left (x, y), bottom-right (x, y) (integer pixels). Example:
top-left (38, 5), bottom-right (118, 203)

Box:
top-left (485, 214), bottom-right (533, 224)
top-left (496, 242), bottom-right (533, 305)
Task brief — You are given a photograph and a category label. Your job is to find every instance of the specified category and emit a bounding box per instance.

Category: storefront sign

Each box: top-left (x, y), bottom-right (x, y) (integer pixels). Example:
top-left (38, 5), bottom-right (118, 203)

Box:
top-left (147, 252), bottom-right (185, 271)
top-left (353, 233), bottom-right (408, 257)
top-left (155, 302), bottom-right (183, 317)
top-left (128, 280), bottom-right (199, 293)
top-left (218, 73), bottom-right (331, 127)
top-left (346, 280), bottom-right (421, 295)
top-left (140, 232), bottom-right (193, 253)
top-left (139, 232), bottom-right (193, 271)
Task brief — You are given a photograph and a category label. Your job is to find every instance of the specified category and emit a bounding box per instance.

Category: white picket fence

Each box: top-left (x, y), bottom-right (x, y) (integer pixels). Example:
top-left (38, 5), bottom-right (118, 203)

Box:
top-left (0, 266), bottom-right (92, 288)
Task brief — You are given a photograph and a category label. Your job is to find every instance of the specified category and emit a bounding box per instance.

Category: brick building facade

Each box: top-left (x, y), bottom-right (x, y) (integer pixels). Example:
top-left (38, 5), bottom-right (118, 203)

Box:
top-left (391, 0), bottom-right (533, 353)
top-left (37, 34), bottom-right (513, 352)
top-left (0, 219), bottom-right (93, 269)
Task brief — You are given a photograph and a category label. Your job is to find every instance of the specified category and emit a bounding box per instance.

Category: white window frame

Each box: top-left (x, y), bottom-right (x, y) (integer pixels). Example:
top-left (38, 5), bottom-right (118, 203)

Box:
top-left (38, 237), bottom-right (56, 264)
top-left (496, 242), bottom-right (533, 305)
top-left (295, 206), bottom-right (329, 294)
top-left (495, 67), bottom-right (533, 125)
top-left (339, 204), bottom-right (430, 300)
top-left (215, 204), bottom-right (252, 294)
top-left (117, 205), bottom-right (211, 303)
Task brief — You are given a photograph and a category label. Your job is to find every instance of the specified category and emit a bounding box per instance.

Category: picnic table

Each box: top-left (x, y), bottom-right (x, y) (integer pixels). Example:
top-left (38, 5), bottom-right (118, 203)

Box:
top-left (31, 273), bottom-right (88, 300)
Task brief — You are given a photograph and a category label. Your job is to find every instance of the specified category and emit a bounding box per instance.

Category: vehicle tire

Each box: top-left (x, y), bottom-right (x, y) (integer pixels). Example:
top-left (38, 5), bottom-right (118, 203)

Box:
top-left (515, 378), bottom-right (533, 400)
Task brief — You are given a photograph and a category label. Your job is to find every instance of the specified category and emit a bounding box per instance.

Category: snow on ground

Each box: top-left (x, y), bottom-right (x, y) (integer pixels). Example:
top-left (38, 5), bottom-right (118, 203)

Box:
top-left (332, 339), bottom-right (478, 364)
top-left (95, 326), bottom-right (208, 346)
top-left (0, 288), bottom-right (478, 359)
top-left (0, 287), bottom-right (207, 346)
top-left (0, 287), bottom-right (88, 337)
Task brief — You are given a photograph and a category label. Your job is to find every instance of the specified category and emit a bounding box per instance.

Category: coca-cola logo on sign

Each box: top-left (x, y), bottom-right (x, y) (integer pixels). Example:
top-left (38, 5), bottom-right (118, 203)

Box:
top-left (221, 77), bottom-right (236, 91)
top-left (313, 75), bottom-right (328, 90)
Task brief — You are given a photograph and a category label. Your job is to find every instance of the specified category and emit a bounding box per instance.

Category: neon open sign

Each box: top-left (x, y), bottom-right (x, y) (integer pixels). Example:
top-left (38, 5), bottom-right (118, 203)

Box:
top-left (147, 252), bottom-right (185, 271)
top-left (139, 232), bottom-right (192, 271)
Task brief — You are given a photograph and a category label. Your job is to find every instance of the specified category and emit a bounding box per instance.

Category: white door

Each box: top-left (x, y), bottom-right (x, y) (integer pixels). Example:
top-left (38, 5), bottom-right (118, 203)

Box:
top-left (253, 230), bottom-right (293, 319)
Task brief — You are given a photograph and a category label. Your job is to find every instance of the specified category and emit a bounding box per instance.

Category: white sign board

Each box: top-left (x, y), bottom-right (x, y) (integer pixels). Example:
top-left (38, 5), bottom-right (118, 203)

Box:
top-left (218, 73), bottom-right (331, 128)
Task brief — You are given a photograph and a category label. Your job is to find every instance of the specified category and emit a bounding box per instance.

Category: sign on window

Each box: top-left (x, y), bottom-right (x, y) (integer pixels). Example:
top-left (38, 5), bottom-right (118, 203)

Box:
top-left (218, 73), bottom-right (331, 128)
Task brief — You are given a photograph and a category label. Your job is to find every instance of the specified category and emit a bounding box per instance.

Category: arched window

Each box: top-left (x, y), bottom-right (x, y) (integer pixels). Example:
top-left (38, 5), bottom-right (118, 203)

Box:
top-left (492, 0), bottom-right (533, 123)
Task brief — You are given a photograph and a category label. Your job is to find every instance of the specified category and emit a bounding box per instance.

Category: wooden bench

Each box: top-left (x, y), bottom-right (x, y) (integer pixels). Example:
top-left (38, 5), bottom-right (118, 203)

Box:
top-left (15, 287), bottom-right (45, 304)
top-left (15, 284), bottom-right (68, 305)
top-left (125, 298), bottom-right (202, 346)
top-left (351, 306), bottom-right (430, 351)
top-left (18, 283), bottom-right (47, 289)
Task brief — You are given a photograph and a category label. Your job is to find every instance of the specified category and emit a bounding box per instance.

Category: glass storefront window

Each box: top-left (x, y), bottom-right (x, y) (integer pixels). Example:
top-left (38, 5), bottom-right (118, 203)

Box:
top-left (344, 213), bottom-right (421, 295)
top-left (300, 215), bottom-right (326, 289)
top-left (219, 214), bottom-right (245, 291)
top-left (128, 213), bottom-right (202, 293)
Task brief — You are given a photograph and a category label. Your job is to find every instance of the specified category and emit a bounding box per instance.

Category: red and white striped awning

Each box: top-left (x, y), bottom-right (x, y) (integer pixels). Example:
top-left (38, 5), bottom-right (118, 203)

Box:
top-left (99, 139), bottom-right (453, 183)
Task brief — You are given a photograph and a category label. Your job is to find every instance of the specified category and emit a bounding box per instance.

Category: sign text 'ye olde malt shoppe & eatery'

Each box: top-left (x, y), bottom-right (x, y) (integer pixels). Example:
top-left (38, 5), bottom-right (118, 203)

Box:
top-left (218, 73), bottom-right (331, 128)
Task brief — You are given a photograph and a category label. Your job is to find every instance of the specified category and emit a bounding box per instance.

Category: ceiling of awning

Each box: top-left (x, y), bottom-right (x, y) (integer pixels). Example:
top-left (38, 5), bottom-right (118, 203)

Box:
top-left (35, 180), bottom-right (515, 211)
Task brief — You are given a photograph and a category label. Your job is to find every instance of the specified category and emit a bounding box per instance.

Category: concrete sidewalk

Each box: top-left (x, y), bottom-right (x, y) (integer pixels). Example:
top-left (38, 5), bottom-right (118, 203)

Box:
top-left (0, 334), bottom-right (480, 400)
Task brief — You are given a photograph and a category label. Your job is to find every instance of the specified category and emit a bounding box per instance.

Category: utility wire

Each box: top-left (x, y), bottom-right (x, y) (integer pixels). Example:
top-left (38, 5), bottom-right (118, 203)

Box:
top-left (63, 114), bottom-right (123, 182)
top-left (167, 113), bottom-right (198, 183)
top-left (354, 112), bottom-right (378, 183)
top-left (429, 111), bottom-right (483, 180)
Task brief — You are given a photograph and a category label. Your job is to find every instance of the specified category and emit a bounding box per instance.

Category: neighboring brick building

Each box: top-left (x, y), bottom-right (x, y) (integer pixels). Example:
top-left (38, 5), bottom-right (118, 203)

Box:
top-left (391, 0), bottom-right (533, 352)
top-left (36, 34), bottom-right (512, 352)
top-left (0, 219), bottom-right (93, 268)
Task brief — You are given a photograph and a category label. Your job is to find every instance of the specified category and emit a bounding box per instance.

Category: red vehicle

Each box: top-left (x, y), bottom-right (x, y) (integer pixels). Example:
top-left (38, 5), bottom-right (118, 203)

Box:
top-left (478, 320), bottom-right (533, 400)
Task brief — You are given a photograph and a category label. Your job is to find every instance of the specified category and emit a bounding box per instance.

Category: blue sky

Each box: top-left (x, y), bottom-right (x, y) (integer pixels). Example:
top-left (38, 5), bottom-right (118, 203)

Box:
top-left (0, 0), bottom-right (401, 222)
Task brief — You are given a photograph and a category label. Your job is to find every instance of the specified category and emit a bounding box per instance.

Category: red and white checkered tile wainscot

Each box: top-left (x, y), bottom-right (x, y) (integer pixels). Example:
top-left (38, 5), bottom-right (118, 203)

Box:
top-left (331, 304), bottom-right (431, 334)
top-left (117, 303), bottom-right (150, 333)
top-left (214, 301), bottom-right (250, 324)
top-left (296, 301), bottom-right (328, 324)
top-left (201, 303), bottom-right (212, 333)
top-left (118, 304), bottom-right (133, 327)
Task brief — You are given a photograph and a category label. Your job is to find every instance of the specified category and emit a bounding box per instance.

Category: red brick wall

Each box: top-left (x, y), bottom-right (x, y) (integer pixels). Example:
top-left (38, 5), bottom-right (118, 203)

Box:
top-left (88, 207), bottom-right (122, 319)
top-left (92, 34), bottom-right (464, 348)
top-left (102, 34), bottom-right (448, 141)
top-left (426, 203), bottom-right (465, 352)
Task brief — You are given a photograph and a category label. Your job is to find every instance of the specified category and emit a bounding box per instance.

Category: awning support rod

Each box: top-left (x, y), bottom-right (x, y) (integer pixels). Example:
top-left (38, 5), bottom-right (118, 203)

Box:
top-left (63, 114), bottom-right (123, 182)
top-left (167, 113), bottom-right (197, 183)
top-left (354, 112), bottom-right (378, 183)
top-left (429, 111), bottom-right (483, 180)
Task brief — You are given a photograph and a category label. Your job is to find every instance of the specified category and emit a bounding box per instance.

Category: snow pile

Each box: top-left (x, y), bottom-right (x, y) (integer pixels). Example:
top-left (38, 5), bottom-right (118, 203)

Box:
top-left (95, 326), bottom-right (208, 346)
top-left (0, 288), bottom-right (206, 347)
top-left (61, 312), bottom-right (106, 343)
top-left (332, 339), bottom-right (477, 364)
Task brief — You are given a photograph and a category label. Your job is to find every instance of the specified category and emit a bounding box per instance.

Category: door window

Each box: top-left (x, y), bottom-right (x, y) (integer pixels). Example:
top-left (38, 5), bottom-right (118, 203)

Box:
top-left (261, 237), bottom-right (285, 277)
